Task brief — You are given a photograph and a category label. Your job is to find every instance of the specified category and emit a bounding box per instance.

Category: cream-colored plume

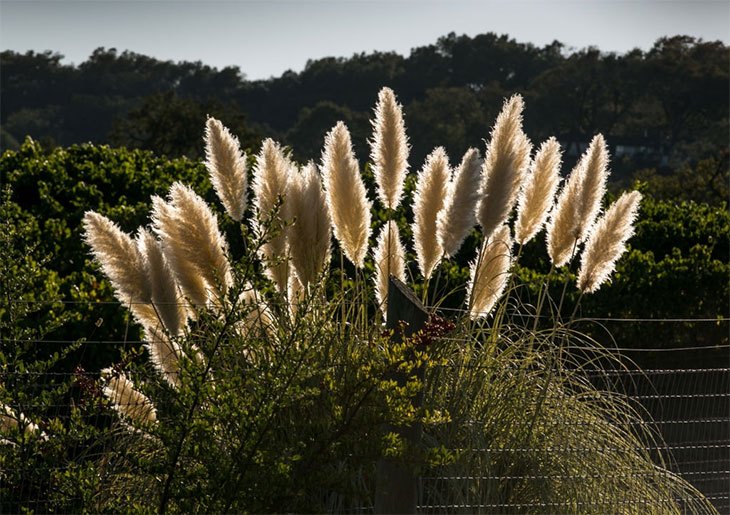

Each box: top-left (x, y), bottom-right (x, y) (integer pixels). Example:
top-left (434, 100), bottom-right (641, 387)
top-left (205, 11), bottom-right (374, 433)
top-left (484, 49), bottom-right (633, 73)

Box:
top-left (1, 405), bottom-right (41, 437)
top-left (141, 323), bottom-right (183, 387)
top-left (252, 138), bottom-right (292, 292)
top-left (413, 147), bottom-right (450, 279)
top-left (514, 138), bottom-right (562, 246)
top-left (436, 148), bottom-right (482, 258)
top-left (578, 191), bottom-right (642, 293)
top-left (288, 162), bottom-right (332, 288)
top-left (320, 122), bottom-right (372, 268)
top-left (204, 117), bottom-right (248, 221)
top-left (83, 212), bottom-right (151, 310)
top-left (151, 183), bottom-right (233, 306)
top-left (476, 95), bottom-right (532, 240)
top-left (137, 229), bottom-right (187, 336)
top-left (373, 221), bottom-right (406, 316)
top-left (547, 134), bottom-right (609, 267)
top-left (236, 286), bottom-right (275, 337)
top-left (101, 369), bottom-right (157, 426)
top-left (370, 87), bottom-right (410, 210)
top-left (83, 213), bottom-right (162, 333)
top-left (467, 225), bottom-right (512, 319)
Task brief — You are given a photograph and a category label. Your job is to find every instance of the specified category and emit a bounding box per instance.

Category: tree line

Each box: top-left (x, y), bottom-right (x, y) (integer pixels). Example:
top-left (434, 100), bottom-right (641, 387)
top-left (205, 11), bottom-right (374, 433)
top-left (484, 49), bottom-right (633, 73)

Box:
top-left (1, 32), bottom-right (728, 198)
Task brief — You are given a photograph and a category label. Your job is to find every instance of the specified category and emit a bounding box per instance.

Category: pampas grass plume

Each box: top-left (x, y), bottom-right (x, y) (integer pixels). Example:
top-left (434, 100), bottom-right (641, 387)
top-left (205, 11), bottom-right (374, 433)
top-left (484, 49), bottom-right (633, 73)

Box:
top-left (467, 224), bottom-right (512, 319)
top-left (514, 137), bottom-right (562, 246)
top-left (102, 369), bottom-right (157, 426)
top-left (547, 134), bottom-right (609, 266)
top-left (151, 183), bottom-right (232, 306)
top-left (252, 138), bottom-right (292, 292)
top-left (373, 220), bottom-right (406, 316)
top-left (370, 87), bottom-right (409, 210)
top-left (142, 323), bottom-right (183, 387)
top-left (321, 122), bottom-right (372, 268)
top-left (413, 147), bottom-right (450, 279)
top-left (137, 228), bottom-right (187, 336)
top-left (83, 211), bottom-right (152, 307)
top-left (205, 117), bottom-right (248, 221)
top-left (288, 162), bottom-right (332, 287)
top-left (476, 95), bottom-right (532, 239)
top-left (578, 191), bottom-right (642, 293)
top-left (437, 148), bottom-right (482, 257)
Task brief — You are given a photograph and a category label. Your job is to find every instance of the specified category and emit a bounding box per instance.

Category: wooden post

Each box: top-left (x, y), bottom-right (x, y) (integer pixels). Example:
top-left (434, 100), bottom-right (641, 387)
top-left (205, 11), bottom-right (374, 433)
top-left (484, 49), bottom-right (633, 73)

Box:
top-left (374, 276), bottom-right (429, 514)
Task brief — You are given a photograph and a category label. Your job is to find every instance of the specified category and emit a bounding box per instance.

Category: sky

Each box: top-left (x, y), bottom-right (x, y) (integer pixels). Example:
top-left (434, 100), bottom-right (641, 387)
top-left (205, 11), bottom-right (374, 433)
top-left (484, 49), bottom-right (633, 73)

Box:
top-left (1, 0), bottom-right (729, 81)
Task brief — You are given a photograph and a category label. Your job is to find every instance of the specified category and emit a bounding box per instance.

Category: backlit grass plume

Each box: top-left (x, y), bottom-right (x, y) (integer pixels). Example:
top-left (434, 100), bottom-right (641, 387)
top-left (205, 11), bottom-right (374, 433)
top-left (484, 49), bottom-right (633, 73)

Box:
top-left (476, 95), bottom-right (532, 239)
top-left (413, 147), bottom-right (450, 279)
top-left (288, 162), bottom-right (332, 288)
top-left (467, 224), bottom-right (512, 319)
top-left (252, 138), bottom-right (292, 292)
top-left (137, 228), bottom-right (186, 336)
top-left (436, 148), bottom-right (482, 258)
top-left (321, 121), bottom-right (371, 268)
top-left (101, 369), bottom-right (157, 427)
top-left (547, 134), bottom-right (609, 266)
top-left (514, 137), bottom-right (562, 246)
top-left (373, 220), bottom-right (406, 316)
top-left (151, 182), bottom-right (232, 306)
top-left (370, 87), bottom-right (409, 211)
top-left (204, 117), bottom-right (248, 222)
top-left (578, 191), bottom-right (642, 293)
top-left (83, 212), bottom-right (151, 311)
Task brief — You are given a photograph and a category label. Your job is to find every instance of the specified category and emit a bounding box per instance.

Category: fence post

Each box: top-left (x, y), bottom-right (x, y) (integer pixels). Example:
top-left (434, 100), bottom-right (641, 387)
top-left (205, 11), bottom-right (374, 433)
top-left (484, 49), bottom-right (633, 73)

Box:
top-left (374, 276), bottom-right (429, 514)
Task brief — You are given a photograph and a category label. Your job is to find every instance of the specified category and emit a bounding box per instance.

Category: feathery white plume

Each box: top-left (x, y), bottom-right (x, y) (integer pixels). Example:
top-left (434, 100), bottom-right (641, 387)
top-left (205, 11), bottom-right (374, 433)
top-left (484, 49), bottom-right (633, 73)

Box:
top-left (578, 191), bottom-right (642, 293)
top-left (320, 122), bottom-right (372, 268)
top-left (288, 162), bottom-right (332, 287)
top-left (252, 138), bottom-right (292, 292)
top-left (437, 148), bottom-right (482, 257)
top-left (514, 138), bottom-right (562, 246)
top-left (413, 147), bottom-right (450, 279)
top-left (151, 183), bottom-right (232, 305)
top-left (373, 221), bottom-right (406, 317)
top-left (83, 212), bottom-right (151, 309)
top-left (547, 134), bottom-right (609, 267)
top-left (204, 117), bottom-right (248, 221)
top-left (101, 369), bottom-right (157, 427)
top-left (370, 87), bottom-right (410, 210)
top-left (476, 95), bottom-right (532, 240)
top-left (467, 225), bottom-right (512, 319)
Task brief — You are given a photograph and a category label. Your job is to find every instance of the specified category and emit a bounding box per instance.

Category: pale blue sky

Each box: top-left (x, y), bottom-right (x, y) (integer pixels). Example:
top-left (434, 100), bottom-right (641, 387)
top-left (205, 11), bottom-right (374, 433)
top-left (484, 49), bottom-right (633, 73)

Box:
top-left (2, 0), bottom-right (728, 80)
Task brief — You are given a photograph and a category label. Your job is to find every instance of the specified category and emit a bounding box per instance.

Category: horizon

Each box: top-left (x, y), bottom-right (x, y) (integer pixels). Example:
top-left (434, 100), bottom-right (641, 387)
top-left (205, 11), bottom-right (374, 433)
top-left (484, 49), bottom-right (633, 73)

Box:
top-left (1, 0), bottom-right (728, 81)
